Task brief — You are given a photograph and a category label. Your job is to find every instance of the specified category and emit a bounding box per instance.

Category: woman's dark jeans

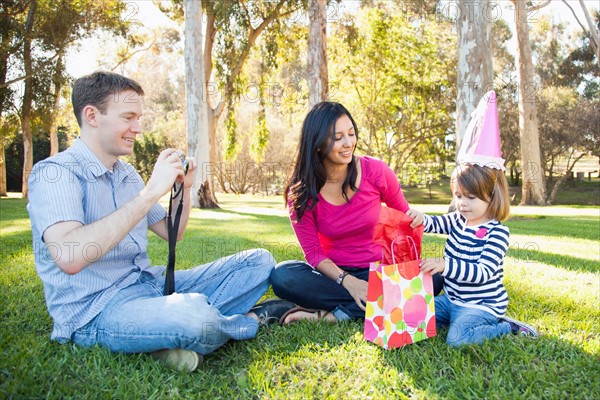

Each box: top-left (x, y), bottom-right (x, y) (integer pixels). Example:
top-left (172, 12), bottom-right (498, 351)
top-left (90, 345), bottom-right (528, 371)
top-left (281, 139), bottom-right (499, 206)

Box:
top-left (270, 260), bottom-right (444, 321)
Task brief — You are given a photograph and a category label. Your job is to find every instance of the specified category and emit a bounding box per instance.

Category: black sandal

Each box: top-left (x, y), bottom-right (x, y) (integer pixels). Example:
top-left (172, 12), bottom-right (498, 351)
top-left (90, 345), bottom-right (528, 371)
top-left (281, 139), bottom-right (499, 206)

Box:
top-left (248, 299), bottom-right (296, 325)
top-left (279, 306), bottom-right (334, 325)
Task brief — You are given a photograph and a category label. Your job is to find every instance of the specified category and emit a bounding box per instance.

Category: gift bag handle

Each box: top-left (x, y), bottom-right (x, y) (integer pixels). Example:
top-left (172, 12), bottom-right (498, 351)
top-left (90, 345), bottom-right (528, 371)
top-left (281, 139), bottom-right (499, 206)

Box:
top-left (390, 236), bottom-right (418, 264)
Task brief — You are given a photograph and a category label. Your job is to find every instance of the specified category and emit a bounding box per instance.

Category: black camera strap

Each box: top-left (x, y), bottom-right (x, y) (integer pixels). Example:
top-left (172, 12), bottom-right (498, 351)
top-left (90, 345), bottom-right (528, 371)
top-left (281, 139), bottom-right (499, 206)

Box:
top-left (164, 182), bottom-right (184, 296)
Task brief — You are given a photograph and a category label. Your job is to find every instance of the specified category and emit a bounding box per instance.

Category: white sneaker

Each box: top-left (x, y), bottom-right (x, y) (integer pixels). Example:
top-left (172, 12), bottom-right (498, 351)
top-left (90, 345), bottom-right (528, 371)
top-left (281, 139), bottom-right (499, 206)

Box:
top-left (151, 349), bottom-right (202, 372)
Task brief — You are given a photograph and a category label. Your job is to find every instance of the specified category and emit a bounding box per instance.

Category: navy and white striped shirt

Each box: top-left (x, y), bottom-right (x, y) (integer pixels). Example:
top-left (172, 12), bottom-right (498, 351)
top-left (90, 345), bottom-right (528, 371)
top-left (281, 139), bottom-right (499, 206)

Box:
top-left (424, 212), bottom-right (509, 317)
top-left (27, 139), bottom-right (167, 341)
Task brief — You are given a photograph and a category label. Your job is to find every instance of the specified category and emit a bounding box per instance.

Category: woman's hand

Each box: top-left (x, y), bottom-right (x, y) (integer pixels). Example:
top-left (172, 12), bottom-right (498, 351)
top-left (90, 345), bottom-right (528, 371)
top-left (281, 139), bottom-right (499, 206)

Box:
top-left (342, 275), bottom-right (368, 311)
top-left (420, 258), bottom-right (445, 275)
top-left (406, 208), bottom-right (424, 228)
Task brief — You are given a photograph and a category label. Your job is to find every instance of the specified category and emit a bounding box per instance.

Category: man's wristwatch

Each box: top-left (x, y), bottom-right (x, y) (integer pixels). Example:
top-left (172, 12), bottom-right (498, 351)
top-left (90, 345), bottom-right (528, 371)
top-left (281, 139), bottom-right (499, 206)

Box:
top-left (336, 271), bottom-right (349, 285)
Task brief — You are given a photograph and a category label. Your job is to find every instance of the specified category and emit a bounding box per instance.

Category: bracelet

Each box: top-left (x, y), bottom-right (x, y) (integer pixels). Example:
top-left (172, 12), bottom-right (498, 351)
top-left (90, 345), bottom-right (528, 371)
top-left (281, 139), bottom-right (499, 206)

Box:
top-left (336, 271), bottom-right (349, 285)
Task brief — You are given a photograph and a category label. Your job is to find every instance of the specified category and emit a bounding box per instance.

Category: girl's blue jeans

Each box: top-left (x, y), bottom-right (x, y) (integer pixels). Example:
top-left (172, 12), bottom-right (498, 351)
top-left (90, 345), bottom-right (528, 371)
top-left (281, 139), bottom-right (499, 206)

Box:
top-left (435, 294), bottom-right (512, 347)
top-left (72, 248), bottom-right (274, 355)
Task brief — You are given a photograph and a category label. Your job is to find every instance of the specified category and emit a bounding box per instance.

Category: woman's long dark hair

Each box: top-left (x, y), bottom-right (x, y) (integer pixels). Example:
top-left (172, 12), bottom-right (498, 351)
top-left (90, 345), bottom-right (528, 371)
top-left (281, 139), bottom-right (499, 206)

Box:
top-left (285, 101), bottom-right (359, 222)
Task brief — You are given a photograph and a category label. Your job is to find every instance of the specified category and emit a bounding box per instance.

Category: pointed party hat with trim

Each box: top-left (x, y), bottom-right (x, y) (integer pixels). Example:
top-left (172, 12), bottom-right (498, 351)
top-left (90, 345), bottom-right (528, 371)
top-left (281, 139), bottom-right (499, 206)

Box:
top-left (457, 90), bottom-right (505, 171)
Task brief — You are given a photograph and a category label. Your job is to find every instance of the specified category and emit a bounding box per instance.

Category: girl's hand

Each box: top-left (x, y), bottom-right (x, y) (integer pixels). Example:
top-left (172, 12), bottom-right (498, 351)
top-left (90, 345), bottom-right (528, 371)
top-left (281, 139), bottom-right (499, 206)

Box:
top-left (420, 258), bottom-right (445, 275)
top-left (406, 208), bottom-right (424, 228)
top-left (342, 275), bottom-right (368, 311)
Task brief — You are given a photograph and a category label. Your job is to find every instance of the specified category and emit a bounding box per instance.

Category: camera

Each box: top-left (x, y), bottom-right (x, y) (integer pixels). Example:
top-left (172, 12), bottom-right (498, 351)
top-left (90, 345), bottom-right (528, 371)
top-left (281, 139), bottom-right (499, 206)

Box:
top-left (177, 152), bottom-right (189, 175)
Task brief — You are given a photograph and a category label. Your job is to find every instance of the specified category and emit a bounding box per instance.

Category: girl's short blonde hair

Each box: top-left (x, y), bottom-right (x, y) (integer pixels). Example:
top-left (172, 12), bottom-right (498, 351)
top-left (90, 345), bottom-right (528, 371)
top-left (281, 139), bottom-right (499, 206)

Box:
top-left (451, 164), bottom-right (510, 221)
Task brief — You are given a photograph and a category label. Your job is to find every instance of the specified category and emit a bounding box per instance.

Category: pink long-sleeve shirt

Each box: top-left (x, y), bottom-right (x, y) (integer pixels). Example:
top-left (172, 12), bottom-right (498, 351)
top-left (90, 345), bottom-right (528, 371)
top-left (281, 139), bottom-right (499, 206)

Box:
top-left (289, 156), bottom-right (410, 269)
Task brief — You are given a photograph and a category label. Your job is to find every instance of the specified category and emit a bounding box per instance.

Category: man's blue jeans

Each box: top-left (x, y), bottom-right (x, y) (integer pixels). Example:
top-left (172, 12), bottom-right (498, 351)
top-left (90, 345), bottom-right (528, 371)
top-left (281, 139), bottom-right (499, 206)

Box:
top-left (435, 294), bottom-right (512, 347)
top-left (72, 248), bottom-right (274, 355)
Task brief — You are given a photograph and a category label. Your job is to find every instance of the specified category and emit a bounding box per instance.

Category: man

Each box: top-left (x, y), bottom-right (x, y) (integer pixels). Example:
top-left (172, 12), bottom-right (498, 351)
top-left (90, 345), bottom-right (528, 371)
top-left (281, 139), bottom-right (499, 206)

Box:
top-left (27, 71), bottom-right (292, 372)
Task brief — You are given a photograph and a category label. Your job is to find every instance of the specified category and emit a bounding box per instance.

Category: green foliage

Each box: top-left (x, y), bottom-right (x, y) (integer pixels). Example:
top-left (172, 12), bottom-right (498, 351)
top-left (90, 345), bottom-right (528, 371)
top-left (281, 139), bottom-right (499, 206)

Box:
top-left (210, 0), bottom-right (307, 162)
top-left (2, 0), bottom-right (133, 99)
top-left (224, 104), bottom-right (239, 162)
top-left (329, 4), bottom-right (456, 182)
top-left (496, 13), bottom-right (600, 188)
top-left (251, 106), bottom-right (269, 162)
top-left (4, 123), bottom-right (70, 191)
top-left (1, 195), bottom-right (599, 398)
top-left (531, 14), bottom-right (599, 98)
top-left (537, 86), bottom-right (599, 183)
top-left (1, 0), bottom-right (136, 193)
top-left (129, 130), bottom-right (174, 182)
top-left (211, 0), bottom-right (306, 96)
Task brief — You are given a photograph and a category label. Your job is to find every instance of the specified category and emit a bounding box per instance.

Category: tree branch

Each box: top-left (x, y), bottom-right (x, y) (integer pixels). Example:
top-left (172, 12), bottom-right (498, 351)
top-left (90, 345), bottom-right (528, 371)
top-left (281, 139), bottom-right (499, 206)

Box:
top-left (204, 1), bottom-right (221, 116)
top-left (579, 0), bottom-right (600, 59)
top-left (228, 1), bottom-right (285, 82)
top-left (526, 0), bottom-right (551, 12)
top-left (562, 0), bottom-right (588, 32)
top-left (240, 0), bottom-right (253, 30)
top-left (110, 38), bottom-right (158, 71)
top-left (217, 0), bottom-right (299, 118)
top-left (0, 35), bottom-right (73, 89)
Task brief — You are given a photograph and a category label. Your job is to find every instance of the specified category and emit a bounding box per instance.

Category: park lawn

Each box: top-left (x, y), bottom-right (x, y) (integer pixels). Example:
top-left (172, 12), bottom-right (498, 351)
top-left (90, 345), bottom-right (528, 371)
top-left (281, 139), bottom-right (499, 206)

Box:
top-left (1, 194), bottom-right (598, 399)
top-left (401, 177), bottom-right (600, 206)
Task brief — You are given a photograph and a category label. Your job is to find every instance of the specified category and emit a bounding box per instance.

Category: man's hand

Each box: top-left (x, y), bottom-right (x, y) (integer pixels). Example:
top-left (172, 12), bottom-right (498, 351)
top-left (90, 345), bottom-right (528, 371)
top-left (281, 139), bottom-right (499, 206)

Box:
top-left (143, 149), bottom-right (190, 199)
top-left (180, 156), bottom-right (197, 189)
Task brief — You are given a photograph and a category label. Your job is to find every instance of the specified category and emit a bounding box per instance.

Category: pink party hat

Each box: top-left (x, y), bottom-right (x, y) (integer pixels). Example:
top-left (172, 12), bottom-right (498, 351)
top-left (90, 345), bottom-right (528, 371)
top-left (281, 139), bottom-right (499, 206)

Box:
top-left (457, 90), bottom-right (505, 170)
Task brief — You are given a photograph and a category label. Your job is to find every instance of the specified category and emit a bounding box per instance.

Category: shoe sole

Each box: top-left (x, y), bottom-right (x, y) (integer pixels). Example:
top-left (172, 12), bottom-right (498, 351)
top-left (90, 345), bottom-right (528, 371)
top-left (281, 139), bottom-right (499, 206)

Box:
top-left (151, 349), bottom-right (202, 372)
top-left (501, 316), bottom-right (539, 337)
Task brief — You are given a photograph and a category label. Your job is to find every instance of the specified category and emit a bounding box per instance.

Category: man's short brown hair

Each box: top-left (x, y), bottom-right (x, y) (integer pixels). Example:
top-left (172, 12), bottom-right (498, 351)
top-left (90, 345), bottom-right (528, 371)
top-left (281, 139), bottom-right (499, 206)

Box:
top-left (71, 71), bottom-right (144, 127)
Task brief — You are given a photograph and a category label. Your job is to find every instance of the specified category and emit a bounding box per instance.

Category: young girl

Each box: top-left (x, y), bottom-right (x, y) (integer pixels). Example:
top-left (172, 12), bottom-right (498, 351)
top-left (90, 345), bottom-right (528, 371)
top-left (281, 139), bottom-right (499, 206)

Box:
top-left (419, 163), bottom-right (538, 346)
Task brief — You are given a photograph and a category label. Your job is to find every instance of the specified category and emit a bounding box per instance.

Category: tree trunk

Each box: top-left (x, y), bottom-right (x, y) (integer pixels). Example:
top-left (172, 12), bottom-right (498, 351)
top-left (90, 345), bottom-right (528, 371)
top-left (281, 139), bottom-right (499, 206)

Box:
top-left (184, 0), bottom-right (218, 209)
top-left (455, 0), bottom-right (493, 152)
top-left (546, 172), bottom-right (569, 205)
top-left (0, 144), bottom-right (6, 196)
top-left (308, 0), bottom-right (328, 108)
top-left (207, 104), bottom-right (219, 204)
top-left (49, 54), bottom-right (63, 156)
top-left (21, 110), bottom-right (33, 199)
top-left (579, 0), bottom-right (600, 60)
top-left (21, 0), bottom-right (37, 199)
top-left (547, 155), bottom-right (555, 186)
top-left (547, 153), bottom-right (585, 204)
top-left (184, 0), bottom-right (295, 207)
top-left (451, 0), bottom-right (494, 213)
top-left (0, 27), bottom-right (10, 196)
top-left (514, 0), bottom-right (546, 205)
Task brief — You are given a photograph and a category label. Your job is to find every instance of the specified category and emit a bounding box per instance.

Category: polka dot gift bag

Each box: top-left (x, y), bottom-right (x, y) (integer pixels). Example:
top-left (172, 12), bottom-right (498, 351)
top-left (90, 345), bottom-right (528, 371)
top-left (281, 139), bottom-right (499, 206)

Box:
top-left (364, 208), bottom-right (436, 349)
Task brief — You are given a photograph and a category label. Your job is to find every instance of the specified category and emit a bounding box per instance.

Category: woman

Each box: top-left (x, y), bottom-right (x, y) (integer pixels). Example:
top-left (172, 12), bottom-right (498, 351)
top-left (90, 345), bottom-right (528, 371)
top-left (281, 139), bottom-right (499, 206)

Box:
top-left (271, 101), bottom-right (439, 324)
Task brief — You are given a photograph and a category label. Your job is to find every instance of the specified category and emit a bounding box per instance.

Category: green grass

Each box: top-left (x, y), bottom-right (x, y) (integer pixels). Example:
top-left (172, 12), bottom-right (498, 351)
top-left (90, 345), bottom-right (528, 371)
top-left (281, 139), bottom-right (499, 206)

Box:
top-left (1, 194), bottom-right (599, 399)
top-left (402, 177), bottom-right (600, 206)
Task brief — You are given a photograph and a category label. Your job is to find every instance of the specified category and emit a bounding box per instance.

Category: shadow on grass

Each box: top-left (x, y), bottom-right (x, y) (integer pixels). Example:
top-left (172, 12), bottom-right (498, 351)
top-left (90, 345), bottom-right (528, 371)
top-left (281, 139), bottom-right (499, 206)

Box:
top-left (168, 209), bottom-right (300, 266)
top-left (422, 232), bottom-right (599, 274)
top-left (0, 198), bottom-right (30, 223)
top-left (204, 207), bottom-right (289, 221)
top-left (381, 332), bottom-right (599, 398)
top-left (377, 271), bottom-right (599, 397)
top-left (505, 215), bottom-right (600, 241)
top-left (0, 230), bottom-right (33, 260)
top-left (2, 207), bottom-right (597, 397)
top-left (507, 248), bottom-right (599, 273)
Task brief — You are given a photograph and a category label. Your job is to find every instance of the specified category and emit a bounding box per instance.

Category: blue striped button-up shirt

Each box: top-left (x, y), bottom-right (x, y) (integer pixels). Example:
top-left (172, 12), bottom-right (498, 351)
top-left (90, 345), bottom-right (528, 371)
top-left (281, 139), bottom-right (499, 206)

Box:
top-left (27, 138), bottom-right (167, 341)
